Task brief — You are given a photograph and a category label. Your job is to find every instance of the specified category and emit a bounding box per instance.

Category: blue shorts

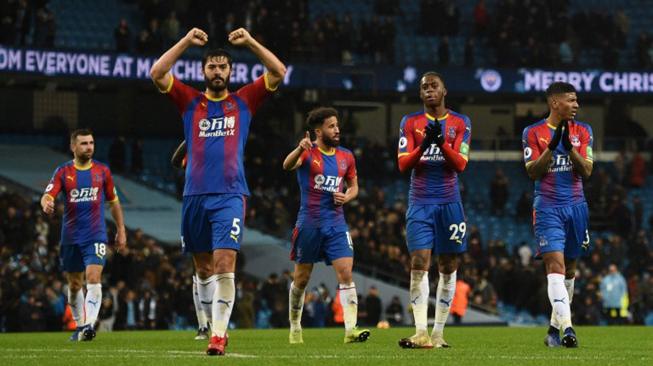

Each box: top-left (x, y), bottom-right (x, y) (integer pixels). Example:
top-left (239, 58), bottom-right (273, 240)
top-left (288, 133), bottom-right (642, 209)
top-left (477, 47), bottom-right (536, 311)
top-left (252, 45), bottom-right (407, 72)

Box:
top-left (181, 194), bottom-right (246, 253)
top-left (290, 226), bottom-right (353, 265)
top-left (60, 242), bottom-right (107, 273)
top-left (405, 202), bottom-right (467, 255)
top-left (533, 202), bottom-right (590, 259)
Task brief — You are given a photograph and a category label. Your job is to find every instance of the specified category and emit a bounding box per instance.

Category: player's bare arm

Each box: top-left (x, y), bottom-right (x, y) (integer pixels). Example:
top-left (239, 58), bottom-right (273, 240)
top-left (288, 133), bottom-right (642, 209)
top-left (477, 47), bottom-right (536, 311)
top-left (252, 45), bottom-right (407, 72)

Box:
top-left (283, 131), bottom-right (311, 171)
top-left (109, 200), bottom-right (127, 253)
top-left (568, 148), bottom-right (593, 179)
top-left (150, 28), bottom-right (208, 90)
top-left (334, 176), bottom-right (358, 206)
top-left (40, 194), bottom-right (55, 215)
top-left (228, 28), bottom-right (286, 89)
top-left (525, 149), bottom-right (554, 181)
top-left (171, 140), bottom-right (187, 169)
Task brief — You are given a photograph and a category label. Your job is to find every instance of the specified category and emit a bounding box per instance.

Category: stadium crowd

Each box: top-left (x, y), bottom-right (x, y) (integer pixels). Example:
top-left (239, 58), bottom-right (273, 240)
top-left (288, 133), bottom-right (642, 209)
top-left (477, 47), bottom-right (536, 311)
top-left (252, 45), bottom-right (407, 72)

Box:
top-left (3, 0), bottom-right (653, 68)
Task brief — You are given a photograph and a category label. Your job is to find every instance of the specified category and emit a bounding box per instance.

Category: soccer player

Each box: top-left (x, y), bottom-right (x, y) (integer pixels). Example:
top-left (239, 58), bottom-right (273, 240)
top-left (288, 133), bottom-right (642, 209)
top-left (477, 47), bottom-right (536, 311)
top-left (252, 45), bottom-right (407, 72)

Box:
top-left (150, 27), bottom-right (286, 356)
top-left (282, 107), bottom-right (370, 345)
top-left (40, 129), bottom-right (127, 341)
top-left (171, 140), bottom-right (209, 340)
top-left (522, 82), bottom-right (593, 348)
top-left (396, 72), bottom-right (471, 349)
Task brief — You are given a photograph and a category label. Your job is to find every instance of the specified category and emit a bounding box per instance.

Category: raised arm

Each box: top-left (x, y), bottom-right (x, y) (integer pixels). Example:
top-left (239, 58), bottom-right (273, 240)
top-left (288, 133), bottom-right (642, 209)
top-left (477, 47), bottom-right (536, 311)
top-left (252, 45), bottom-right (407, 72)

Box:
top-left (150, 28), bottom-right (208, 91)
top-left (228, 28), bottom-right (286, 90)
top-left (283, 131), bottom-right (311, 171)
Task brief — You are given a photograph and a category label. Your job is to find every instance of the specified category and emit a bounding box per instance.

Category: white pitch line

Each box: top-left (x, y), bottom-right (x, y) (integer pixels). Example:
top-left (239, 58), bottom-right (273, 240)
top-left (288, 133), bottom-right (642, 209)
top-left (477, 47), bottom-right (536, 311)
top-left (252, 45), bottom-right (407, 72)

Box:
top-left (2, 348), bottom-right (649, 361)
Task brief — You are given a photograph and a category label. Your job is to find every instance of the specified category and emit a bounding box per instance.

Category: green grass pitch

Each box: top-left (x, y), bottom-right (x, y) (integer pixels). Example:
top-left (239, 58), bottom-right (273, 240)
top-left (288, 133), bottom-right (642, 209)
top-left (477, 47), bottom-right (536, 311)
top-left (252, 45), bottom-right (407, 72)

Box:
top-left (1, 327), bottom-right (651, 366)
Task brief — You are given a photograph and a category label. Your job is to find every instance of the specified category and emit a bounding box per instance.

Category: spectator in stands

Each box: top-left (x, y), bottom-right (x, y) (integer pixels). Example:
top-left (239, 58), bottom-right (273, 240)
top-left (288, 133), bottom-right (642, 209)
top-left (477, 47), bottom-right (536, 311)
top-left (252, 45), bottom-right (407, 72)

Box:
top-left (114, 19), bottom-right (131, 52)
top-left (628, 151), bottom-right (646, 188)
top-left (33, 5), bottom-right (55, 48)
top-left (385, 295), bottom-right (403, 325)
top-left (490, 168), bottom-right (509, 216)
top-left (600, 264), bottom-right (628, 325)
top-left (450, 276), bottom-right (471, 324)
top-left (473, 0), bottom-right (489, 37)
top-left (365, 286), bottom-right (382, 326)
top-left (558, 39), bottom-right (573, 66)
top-left (161, 11), bottom-right (180, 45)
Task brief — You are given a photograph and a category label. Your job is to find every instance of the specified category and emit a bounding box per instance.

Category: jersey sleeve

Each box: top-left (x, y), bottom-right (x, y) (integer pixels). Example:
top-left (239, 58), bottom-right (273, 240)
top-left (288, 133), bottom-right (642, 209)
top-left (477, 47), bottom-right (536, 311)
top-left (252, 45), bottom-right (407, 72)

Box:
top-left (103, 166), bottom-right (119, 203)
top-left (298, 149), bottom-right (311, 168)
top-left (345, 152), bottom-right (357, 180)
top-left (579, 124), bottom-right (594, 162)
top-left (397, 116), bottom-right (414, 157)
top-left (452, 116), bottom-right (472, 160)
top-left (522, 126), bottom-right (541, 166)
top-left (159, 74), bottom-right (200, 117)
top-left (44, 167), bottom-right (64, 199)
top-left (235, 73), bottom-right (275, 115)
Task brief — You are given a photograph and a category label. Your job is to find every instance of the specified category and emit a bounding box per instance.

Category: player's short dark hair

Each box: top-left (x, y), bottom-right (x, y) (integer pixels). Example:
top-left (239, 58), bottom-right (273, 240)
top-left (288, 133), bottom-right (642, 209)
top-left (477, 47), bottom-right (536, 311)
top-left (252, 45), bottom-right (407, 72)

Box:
top-left (546, 82), bottom-right (576, 97)
top-left (202, 48), bottom-right (233, 69)
top-left (306, 107), bottom-right (339, 129)
top-left (70, 128), bottom-right (93, 142)
top-left (421, 71), bottom-right (446, 88)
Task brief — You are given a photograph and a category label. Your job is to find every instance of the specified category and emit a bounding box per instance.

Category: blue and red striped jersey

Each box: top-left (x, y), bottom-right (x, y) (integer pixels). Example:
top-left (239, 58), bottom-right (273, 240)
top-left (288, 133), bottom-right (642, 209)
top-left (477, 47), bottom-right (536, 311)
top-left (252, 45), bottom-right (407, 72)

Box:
top-left (162, 73), bottom-right (275, 196)
top-left (295, 144), bottom-right (357, 228)
top-left (44, 160), bottom-right (118, 245)
top-left (522, 119), bottom-right (594, 209)
top-left (397, 110), bottom-right (471, 205)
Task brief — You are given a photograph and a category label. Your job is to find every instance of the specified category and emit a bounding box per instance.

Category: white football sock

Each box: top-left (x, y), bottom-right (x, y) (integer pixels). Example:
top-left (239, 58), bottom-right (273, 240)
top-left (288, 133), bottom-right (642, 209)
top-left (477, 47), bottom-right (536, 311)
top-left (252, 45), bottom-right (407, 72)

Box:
top-left (339, 282), bottom-right (358, 332)
top-left (197, 274), bottom-right (217, 326)
top-left (547, 273), bottom-right (572, 330)
top-left (212, 273), bottom-right (235, 338)
top-left (84, 283), bottom-right (102, 328)
top-left (432, 271), bottom-right (456, 336)
top-left (565, 278), bottom-right (575, 304)
top-left (289, 282), bottom-right (305, 330)
top-left (68, 288), bottom-right (85, 325)
top-left (193, 275), bottom-right (208, 328)
top-left (409, 270), bottom-right (429, 333)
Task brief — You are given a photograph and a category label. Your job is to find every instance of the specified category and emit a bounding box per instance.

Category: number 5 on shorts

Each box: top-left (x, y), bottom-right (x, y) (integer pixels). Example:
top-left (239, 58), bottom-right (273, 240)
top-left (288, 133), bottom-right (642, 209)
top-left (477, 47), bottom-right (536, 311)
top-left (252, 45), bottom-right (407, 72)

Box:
top-left (230, 218), bottom-right (241, 242)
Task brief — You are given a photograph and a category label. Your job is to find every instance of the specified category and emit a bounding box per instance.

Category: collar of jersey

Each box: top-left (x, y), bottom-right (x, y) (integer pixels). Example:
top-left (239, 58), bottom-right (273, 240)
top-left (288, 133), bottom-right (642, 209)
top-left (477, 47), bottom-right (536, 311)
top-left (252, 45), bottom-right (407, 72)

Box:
top-left (318, 146), bottom-right (336, 156)
top-left (425, 112), bottom-right (449, 121)
top-left (74, 161), bottom-right (93, 170)
top-left (204, 92), bottom-right (229, 102)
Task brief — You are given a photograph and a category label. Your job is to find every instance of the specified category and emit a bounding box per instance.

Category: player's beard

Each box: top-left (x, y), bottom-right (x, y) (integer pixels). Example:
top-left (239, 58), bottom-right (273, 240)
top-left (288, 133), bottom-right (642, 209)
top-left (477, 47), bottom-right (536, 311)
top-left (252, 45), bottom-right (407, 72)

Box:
top-left (323, 135), bottom-right (340, 148)
top-left (76, 151), bottom-right (93, 163)
top-left (205, 76), bottom-right (229, 93)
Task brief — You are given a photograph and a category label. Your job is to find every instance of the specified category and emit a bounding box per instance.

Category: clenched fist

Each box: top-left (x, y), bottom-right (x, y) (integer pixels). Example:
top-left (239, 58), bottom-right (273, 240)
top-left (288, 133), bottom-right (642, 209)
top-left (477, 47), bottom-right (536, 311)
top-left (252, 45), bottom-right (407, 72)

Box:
top-left (228, 28), bottom-right (253, 46)
top-left (184, 28), bottom-right (208, 46)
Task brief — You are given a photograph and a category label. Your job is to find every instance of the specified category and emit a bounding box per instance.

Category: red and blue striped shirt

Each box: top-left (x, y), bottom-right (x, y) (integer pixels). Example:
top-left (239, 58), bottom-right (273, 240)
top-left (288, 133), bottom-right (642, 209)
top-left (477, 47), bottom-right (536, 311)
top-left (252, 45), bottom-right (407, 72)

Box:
top-left (522, 119), bottom-right (594, 209)
top-left (162, 74), bottom-right (274, 196)
top-left (295, 145), bottom-right (357, 228)
top-left (397, 110), bottom-right (472, 205)
top-left (44, 160), bottom-right (118, 245)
